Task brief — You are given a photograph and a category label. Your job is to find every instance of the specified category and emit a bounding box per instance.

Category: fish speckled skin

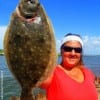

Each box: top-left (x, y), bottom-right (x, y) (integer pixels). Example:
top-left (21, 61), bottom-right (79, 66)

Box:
top-left (4, 0), bottom-right (57, 100)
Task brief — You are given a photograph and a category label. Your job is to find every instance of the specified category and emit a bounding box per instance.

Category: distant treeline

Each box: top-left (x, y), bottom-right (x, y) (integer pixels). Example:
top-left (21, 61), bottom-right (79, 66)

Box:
top-left (0, 49), bottom-right (4, 55)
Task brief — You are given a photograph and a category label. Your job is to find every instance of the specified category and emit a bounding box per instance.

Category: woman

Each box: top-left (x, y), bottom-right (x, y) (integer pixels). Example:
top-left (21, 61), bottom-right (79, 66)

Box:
top-left (40, 33), bottom-right (98, 100)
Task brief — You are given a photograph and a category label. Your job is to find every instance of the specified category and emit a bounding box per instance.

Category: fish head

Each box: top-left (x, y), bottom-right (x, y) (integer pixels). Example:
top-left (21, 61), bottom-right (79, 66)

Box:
top-left (18, 0), bottom-right (40, 18)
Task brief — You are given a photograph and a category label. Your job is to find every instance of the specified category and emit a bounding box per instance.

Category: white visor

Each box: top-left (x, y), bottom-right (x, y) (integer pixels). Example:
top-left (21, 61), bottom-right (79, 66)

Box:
top-left (61, 35), bottom-right (83, 47)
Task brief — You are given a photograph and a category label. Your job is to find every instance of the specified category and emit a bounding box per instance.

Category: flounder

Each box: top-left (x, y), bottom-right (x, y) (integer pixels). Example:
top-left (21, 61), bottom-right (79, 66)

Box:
top-left (4, 0), bottom-right (57, 100)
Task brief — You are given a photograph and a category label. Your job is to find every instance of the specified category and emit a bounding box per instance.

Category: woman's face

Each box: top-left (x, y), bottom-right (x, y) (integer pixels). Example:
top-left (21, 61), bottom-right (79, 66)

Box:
top-left (61, 41), bottom-right (82, 69)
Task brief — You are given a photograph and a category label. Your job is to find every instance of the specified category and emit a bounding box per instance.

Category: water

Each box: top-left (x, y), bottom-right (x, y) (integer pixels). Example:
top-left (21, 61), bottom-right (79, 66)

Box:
top-left (83, 56), bottom-right (100, 77)
top-left (0, 55), bottom-right (100, 100)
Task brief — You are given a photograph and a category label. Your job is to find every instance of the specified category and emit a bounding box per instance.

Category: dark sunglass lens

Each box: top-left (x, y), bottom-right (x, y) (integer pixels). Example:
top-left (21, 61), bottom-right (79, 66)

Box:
top-left (63, 46), bottom-right (72, 52)
top-left (75, 48), bottom-right (82, 53)
top-left (63, 46), bottom-right (82, 53)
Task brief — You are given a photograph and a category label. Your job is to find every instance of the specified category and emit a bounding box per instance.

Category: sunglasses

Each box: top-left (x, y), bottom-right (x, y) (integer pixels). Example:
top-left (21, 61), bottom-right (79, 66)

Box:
top-left (63, 46), bottom-right (82, 53)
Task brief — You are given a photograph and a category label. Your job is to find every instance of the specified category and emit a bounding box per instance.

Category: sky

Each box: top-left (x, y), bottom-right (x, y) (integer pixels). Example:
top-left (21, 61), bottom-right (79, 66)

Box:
top-left (0, 0), bottom-right (100, 55)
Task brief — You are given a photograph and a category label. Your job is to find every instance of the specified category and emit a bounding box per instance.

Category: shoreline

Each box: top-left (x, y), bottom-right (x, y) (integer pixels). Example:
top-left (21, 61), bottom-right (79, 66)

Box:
top-left (0, 53), bottom-right (4, 56)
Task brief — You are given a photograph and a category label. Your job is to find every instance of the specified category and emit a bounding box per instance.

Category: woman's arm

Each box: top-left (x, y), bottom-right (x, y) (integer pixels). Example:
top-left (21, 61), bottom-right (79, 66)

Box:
top-left (40, 71), bottom-right (54, 89)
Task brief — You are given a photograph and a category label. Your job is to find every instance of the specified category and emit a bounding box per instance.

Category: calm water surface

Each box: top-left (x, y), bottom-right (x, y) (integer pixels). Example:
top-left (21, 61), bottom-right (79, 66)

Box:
top-left (0, 55), bottom-right (100, 100)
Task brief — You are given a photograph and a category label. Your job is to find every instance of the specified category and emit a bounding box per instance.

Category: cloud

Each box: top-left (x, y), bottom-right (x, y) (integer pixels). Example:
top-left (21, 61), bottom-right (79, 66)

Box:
top-left (91, 37), bottom-right (100, 45)
top-left (0, 26), bottom-right (7, 49)
top-left (56, 39), bottom-right (61, 52)
top-left (83, 36), bottom-right (100, 46)
top-left (83, 35), bottom-right (89, 44)
top-left (81, 36), bottom-right (100, 55)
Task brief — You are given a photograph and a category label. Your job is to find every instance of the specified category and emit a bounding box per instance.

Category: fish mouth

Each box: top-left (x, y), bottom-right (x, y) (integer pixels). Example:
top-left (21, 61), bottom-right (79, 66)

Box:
top-left (19, 0), bottom-right (40, 19)
top-left (22, 12), bottom-right (37, 19)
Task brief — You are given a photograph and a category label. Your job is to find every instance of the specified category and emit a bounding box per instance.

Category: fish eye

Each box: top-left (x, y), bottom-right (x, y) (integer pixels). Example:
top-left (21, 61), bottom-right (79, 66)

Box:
top-left (29, 0), bottom-right (35, 4)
